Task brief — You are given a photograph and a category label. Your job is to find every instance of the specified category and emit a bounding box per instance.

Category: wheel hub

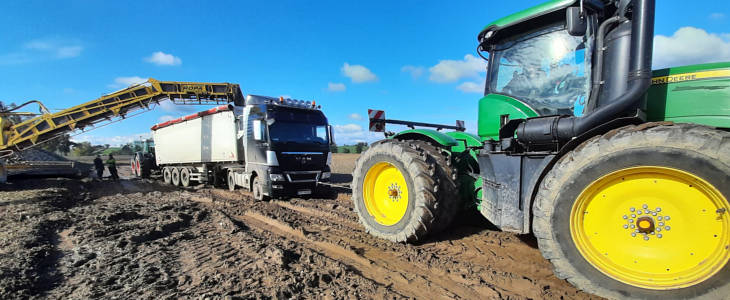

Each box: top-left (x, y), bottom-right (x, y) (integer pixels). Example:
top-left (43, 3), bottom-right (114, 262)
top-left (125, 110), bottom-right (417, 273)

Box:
top-left (621, 204), bottom-right (671, 240)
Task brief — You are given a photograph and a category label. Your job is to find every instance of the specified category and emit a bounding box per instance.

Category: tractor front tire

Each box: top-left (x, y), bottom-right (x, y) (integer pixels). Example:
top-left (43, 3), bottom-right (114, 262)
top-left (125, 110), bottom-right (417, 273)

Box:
top-left (533, 123), bottom-right (730, 299)
top-left (352, 139), bottom-right (460, 243)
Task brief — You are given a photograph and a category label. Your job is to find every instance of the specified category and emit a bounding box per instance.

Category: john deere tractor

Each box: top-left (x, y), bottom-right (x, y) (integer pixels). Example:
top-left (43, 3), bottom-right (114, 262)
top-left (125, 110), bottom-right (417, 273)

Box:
top-left (352, 0), bottom-right (730, 298)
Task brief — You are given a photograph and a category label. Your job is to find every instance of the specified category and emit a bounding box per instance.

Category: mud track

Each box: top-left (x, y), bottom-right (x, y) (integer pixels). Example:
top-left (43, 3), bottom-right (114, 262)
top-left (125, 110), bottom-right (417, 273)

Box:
top-left (0, 157), bottom-right (601, 299)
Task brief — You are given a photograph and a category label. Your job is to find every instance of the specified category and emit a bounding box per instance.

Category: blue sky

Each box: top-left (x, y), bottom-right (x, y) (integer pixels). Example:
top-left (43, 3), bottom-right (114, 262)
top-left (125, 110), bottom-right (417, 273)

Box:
top-left (1, 0), bottom-right (729, 145)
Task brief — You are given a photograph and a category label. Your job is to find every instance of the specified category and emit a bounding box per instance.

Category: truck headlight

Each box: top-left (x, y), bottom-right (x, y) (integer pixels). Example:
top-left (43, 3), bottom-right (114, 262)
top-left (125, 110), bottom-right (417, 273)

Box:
top-left (269, 173), bottom-right (285, 181)
top-left (321, 172), bottom-right (331, 179)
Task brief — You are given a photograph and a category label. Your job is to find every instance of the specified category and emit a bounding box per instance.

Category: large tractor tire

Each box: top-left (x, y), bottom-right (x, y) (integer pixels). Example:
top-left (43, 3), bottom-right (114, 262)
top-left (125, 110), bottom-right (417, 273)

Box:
top-left (533, 123), bottom-right (730, 299)
top-left (352, 139), bottom-right (460, 243)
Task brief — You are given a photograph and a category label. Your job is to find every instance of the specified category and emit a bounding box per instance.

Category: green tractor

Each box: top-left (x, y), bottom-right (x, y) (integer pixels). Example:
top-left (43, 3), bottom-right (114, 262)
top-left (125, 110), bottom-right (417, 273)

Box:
top-left (352, 0), bottom-right (730, 298)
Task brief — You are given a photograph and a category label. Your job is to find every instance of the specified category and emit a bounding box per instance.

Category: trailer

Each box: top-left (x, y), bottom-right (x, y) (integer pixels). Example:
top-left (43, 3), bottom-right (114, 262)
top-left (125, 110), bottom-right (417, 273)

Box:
top-left (151, 95), bottom-right (334, 200)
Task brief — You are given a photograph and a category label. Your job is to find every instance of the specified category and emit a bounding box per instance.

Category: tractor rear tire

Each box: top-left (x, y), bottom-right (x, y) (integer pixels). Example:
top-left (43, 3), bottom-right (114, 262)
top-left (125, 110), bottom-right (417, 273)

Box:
top-left (163, 167), bottom-right (172, 184)
top-left (533, 123), bottom-right (730, 299)
top-left (352, 139), bottom-right (460, 243)
top-left (171, 168), bottom-right (180, 186)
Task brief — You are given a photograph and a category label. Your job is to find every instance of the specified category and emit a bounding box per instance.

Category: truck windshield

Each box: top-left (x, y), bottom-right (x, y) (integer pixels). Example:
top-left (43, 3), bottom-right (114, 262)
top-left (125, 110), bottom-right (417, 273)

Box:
top-left (487, 23), bottom-right (592, 116)
top-left (269, 122), bottom-right (328, 144)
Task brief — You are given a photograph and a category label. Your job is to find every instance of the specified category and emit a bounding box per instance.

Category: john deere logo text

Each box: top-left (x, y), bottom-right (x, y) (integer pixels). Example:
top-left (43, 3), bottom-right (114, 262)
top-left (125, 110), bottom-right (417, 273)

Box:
top-left (181, 85), bottom-right (205, 93)
top-left (651, 69), bottom-right (730, 85)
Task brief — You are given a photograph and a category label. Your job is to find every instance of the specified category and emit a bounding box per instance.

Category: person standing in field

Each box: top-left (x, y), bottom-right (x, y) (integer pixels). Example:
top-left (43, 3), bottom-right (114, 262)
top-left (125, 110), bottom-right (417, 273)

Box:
top-left (93, 154), bottom-right (104, 180)
top-left (107, 154), bottom-right (119, 181)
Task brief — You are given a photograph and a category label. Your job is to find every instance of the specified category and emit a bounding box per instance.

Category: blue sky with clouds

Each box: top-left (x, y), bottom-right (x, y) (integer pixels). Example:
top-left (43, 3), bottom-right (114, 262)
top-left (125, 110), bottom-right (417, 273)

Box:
top-left (1, 0), bottom-right (729, 145)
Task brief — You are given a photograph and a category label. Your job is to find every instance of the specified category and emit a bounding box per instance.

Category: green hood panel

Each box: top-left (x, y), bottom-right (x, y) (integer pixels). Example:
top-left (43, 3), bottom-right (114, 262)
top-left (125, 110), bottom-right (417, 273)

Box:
top-left (478, 94), bottom-right (539, 141)
top-left (647, 62), bottom-right (730, 128)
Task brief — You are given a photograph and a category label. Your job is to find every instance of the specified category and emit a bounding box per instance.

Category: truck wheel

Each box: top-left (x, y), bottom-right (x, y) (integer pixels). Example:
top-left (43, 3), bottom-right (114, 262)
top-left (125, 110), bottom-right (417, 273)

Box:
top-left (180, 168), bottom-right (191, 187)
top-left (227, 171), bottom-right (236, 191)
top-left (163, 167), bottom-right (172, 184)
top-left (252, 176), bottom-right (266, 201)
top-left (352, 139), bottom-right (459, 243)
top-left (533, 123), bottom-right (730, 299)
top-left (171, 168), bottom-right (181, 186)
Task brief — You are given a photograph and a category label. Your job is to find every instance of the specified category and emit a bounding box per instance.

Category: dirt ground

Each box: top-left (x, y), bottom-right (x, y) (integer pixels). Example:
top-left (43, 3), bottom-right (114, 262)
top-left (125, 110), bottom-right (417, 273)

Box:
top-left (0, 153), bottom-right (602, 299)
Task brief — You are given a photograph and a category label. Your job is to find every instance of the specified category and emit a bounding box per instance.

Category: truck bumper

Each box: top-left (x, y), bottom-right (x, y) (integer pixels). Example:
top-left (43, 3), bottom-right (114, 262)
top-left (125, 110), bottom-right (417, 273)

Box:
top-left (266, 169), bottom-right (331, 198)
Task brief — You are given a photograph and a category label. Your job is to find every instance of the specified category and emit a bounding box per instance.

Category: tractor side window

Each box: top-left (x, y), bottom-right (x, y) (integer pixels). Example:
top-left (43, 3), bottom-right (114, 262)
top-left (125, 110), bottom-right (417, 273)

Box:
top-left (489, 23), bottom-right (592, 116)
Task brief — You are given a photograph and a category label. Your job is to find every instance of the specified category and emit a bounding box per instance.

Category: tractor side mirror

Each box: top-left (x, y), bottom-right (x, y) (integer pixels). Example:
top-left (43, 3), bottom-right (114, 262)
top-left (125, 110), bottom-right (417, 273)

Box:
top-left (253, 120), bottom-right (265, 141)
top-left (566, 7), bottom-right (587, 36)
top-left (327, 125), bottom-right (335, 145)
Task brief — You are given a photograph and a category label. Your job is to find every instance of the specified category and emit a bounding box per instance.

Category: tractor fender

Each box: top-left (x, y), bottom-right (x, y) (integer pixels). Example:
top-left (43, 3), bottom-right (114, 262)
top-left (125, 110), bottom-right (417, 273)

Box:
top-left (392, 129), bottom-right (458, 148)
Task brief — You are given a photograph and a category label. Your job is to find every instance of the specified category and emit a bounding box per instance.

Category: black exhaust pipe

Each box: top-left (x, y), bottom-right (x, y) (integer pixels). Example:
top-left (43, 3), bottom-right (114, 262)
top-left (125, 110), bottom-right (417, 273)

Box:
top-left (516, 0), bottom-right (655, 147)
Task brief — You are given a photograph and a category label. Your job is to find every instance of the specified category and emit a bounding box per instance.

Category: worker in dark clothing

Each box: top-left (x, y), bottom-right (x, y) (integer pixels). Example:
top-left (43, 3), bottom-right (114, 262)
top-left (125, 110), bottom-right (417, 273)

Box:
top-left (107, 154), bottom-right (119, 181)
top-left (93, 155), bottom-right (104, 180)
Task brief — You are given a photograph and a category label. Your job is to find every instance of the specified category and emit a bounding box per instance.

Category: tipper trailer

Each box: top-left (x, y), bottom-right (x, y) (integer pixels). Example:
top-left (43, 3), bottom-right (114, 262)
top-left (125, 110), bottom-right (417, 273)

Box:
top-left (151, 95), bottom-right (334, 200)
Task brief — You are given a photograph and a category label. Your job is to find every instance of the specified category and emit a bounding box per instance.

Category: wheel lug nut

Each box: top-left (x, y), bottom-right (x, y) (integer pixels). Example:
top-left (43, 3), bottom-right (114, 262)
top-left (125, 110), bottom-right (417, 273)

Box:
top-left (631, 233), bottom-right (637, 237)
top-left (623, 215), bottom-right (628, 219)
top-left (657, 234), bottom-right (663, 238)
top-left (644, 209), bottom-right (650, 214)
top-left (630, 207), bottom-right (636, 212)
top-left (631, 225), bottom-right (636, 229)
top-left (623, 224), bottom-right (629, 229)
top-left (665, 226), bottom-right (671, 230)
top-left (631, 214), bottom-right (636, 218)
top-left (644, 236), bottom-right (650, 241)
top-left (665, 216), bottom-right (670, 220)
top-left (656, 227), bottom-right (661, 232)
top-left (643, 204), bottom-right (648, 209)
top-left (652, 212), bottom-right (657, 216)
top-left (656, 207), bottom-right (661, 212)
top-left (637, 211), bottom-right (642, 215)
top-left (658, 216), bottom-right (663, 221)
top-left (659, 222), bottom-right (664, 226)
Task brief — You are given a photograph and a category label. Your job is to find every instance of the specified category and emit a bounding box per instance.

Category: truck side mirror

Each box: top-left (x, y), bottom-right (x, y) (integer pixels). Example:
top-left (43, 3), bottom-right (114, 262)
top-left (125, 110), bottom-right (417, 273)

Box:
top-left (327, 125), bottom-right (335, 145)
top-left (566, 7), bottom-right (586, 36)
top-left (253, 120), bottom-right (265, 141)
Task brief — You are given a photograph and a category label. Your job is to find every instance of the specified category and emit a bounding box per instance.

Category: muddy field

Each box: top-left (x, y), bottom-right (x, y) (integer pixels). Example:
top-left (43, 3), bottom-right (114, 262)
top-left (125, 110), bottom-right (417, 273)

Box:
top-left (0, 153), bottom-right (601, 299)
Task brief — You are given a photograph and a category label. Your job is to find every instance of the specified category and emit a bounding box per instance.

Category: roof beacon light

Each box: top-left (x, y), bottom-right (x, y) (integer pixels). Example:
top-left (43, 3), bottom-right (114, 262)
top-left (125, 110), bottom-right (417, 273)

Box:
top-left (279, 96), bottom-right (284, 103)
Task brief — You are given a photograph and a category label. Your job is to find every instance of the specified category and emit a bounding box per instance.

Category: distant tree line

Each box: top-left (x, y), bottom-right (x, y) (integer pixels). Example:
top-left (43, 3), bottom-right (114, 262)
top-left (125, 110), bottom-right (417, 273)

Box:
top-left (330, 142), bottom-right (368, 154)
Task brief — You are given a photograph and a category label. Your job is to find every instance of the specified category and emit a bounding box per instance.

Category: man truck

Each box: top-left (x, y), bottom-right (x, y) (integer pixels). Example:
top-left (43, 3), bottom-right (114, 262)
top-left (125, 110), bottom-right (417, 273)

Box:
top-left (151, 95), bottom-right (334, 200)
top-left (353, 0), bottom-right (730, 299)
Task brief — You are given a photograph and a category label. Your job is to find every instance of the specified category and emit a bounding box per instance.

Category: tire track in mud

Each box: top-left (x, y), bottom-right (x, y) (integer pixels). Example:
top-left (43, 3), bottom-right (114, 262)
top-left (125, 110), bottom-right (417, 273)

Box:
top-left (201, 188), bottom-right (597, 299)
top-left (240, 211), bottom-right (480, 299)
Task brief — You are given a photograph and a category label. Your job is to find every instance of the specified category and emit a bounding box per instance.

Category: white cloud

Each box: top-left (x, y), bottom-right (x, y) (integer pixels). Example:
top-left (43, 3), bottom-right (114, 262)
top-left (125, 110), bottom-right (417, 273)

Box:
top-left (158, 115), bottom-right (176, 122)
top-left (24, 38), bottom-right (84, 58)
top-left (0, 38), bottom-right (83, 65)
top-left (108, 76), bottom-right (147, 89)
top-left (327, 82), bottom-right (346, 92)
top-left (341, 63), bottom-right (377, 83)
top-left (456, 81), bottom-right (484, 93)
top-left (710, 13), bottom-right (726, 20)
top-left (653, 27), bottom-right (730, 68)
top-left (158, 100), bottom-right (198, 114)
top-left (348, 113), bottom-right (363, 121)
top-left (144, 51), bottom-right (182, 66)
top-left (332, 123), bottom-right (382, 145)
top-left (401, 65), bottom-right (425, 78)
top-left (72, 132), bottom-right (151, 146)
top-left (428, 54), bottom-right (486, 83)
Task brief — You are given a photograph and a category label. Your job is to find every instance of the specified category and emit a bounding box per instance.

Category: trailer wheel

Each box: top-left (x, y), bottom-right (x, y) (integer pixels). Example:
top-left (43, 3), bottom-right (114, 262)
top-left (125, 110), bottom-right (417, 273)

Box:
top-left (171, 168), bottom-right (181, 186)
top-left (252, 176), bottom-right (266, 201)
top-left (227, 171), bottom-right (236, 191)
top-left (163, 167), bottom-right (172, 184)
top-left (180, 168), bottom-right (191, 187)
top-left (533, 123), bottom-right (730, 299)
top-left (352, 139), bottom-right (459, 243)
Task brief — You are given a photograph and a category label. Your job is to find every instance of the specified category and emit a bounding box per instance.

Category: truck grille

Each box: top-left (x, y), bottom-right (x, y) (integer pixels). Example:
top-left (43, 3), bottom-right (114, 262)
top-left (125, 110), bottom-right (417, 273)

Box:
top-left (286, 172), bottom-right (319, 182)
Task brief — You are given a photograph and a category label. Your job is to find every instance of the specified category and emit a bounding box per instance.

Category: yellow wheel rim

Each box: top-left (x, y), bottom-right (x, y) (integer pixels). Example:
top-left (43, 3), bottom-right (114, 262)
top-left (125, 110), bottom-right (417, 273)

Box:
top-left (571, 166), bottom-right (730, 289)
top-left (362, 162), bottom-right (409, 226)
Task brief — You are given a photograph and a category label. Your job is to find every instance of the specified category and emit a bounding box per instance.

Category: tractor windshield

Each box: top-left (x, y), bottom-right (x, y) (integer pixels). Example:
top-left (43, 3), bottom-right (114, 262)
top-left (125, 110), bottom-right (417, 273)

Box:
top-left (487, 23), bottom-right (592, 116)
